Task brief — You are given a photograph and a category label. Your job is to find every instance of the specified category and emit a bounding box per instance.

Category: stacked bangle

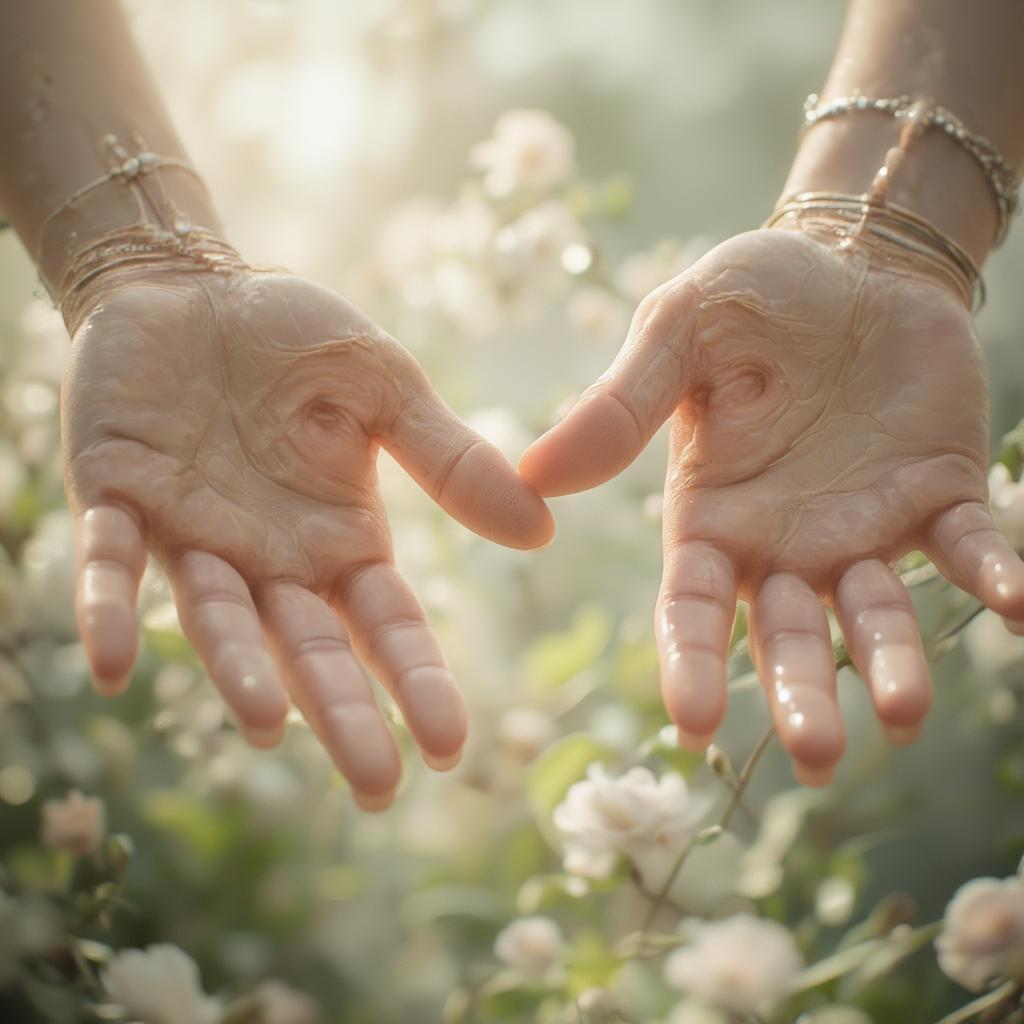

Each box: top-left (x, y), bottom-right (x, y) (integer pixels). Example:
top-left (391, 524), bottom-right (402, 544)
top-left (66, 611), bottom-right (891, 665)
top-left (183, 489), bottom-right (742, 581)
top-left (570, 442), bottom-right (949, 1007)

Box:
top-left (767, 190), bottom-right (983, 310)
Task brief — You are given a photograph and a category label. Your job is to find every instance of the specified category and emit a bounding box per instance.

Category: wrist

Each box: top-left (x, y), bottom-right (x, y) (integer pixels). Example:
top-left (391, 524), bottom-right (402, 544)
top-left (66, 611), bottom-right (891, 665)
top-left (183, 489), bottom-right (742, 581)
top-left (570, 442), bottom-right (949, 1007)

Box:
top-left (37, 141), bottom-right (227, 313)
top-left (59, 224), bottom-right (245, 337)
top-left (780, 112), bottom-right (1000, 267)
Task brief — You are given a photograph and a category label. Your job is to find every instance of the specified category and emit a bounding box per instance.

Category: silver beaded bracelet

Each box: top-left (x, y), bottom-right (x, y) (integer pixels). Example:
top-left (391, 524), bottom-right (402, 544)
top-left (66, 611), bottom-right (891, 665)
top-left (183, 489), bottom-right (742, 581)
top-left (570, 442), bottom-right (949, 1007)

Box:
top-left (802, 91), bottom-right (1020, 246)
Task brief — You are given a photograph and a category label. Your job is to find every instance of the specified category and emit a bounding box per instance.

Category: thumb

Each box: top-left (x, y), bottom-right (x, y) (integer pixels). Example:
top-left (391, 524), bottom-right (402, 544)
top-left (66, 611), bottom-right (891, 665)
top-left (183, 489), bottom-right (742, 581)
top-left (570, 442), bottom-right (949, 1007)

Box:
top-left (383, 377), bottom-right (555, 551)
top-left (519, 279), bottom-right (700, 497)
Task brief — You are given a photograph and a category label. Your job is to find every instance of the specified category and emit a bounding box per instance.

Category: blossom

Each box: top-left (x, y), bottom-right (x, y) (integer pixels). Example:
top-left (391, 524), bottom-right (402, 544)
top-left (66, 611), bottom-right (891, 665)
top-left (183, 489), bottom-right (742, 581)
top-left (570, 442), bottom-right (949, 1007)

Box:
top-left (663, 914), bottom-right (803, 1015)
top-left (936, 876), bottom-right (1024, 991)
top-left (471, 109), bottom-right (576, 197)
top-left (40, 790), bottom-right (105, 856)
top-left (493, 916), bottom-right (564, 977)
top-left (255, 979), bottom-right (320, 1024)
top-left (102, 944), bottom-right (219, 1024)
top-left (553, 764), bottom-right (709, 884)
top-left (989, 462), bottom-right (1024, 553)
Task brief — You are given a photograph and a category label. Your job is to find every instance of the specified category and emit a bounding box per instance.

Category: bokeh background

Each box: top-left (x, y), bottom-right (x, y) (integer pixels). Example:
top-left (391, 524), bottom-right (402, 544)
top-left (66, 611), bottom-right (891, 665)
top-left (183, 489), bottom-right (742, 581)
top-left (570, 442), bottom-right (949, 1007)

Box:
top-left (1, 2), bottom-right (1024, 1022)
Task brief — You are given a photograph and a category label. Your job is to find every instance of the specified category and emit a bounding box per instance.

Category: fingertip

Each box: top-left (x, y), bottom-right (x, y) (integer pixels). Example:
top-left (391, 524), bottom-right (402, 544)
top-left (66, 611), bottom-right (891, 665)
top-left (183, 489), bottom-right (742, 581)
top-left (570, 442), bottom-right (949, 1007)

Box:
top-left (244, 722), bottom-right (287, 749)
top-left (423, 747), bottom-right (463, 772)
top-left (1003, 616), bottom-right (1024, 636)
top-left (353, 787), bottom-right (397, 813)
top-left (779, 696), bottom-right (846, 771)
top-left (675, 727), bottom-right (716, 753)
top-left (517, 392), bottom-right (642, 497)
top-left (445, 441), bottom-right (557, 549)
top-left (91, 672), bottom-right (131, 698)
top-left (868, 647), bottom-right (932, 729)
top-left (793, 761), bottom-right (835, 787)
top-left (397, 666), bottom-right (468, 761)
top-left (884, 722), bottom-right (923, 746)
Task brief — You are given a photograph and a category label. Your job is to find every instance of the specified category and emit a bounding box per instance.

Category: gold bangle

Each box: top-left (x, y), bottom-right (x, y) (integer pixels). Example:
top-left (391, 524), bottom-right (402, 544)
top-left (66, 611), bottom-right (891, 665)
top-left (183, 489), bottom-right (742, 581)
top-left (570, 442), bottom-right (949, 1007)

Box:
top-left (766, 190), bottom-right (984, 310)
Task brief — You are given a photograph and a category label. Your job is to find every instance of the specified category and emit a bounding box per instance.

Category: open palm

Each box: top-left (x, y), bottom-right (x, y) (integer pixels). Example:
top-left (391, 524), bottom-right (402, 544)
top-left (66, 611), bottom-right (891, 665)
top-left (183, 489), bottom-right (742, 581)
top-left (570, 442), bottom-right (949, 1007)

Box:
top-left (521, 228), bottom-right (1024, 783)
top-left (63, 268), bottom-right (553, 807)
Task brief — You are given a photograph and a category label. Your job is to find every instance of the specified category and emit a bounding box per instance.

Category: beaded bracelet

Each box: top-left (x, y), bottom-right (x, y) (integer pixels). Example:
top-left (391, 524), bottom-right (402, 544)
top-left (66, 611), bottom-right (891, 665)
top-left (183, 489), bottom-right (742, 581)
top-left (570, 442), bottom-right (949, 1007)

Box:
top-left (802, 91), bottom-right (1020, 246)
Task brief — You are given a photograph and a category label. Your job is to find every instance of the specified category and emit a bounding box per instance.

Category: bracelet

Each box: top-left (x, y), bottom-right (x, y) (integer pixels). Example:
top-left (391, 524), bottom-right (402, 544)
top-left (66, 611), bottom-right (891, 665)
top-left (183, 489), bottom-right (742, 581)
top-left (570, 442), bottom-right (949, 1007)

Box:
top-left (59, 223), bottom-right (246, 335)
top-left (802, 91), bottom-right (1020, 246)
top-left (766, 190), bottom-right (984, 310)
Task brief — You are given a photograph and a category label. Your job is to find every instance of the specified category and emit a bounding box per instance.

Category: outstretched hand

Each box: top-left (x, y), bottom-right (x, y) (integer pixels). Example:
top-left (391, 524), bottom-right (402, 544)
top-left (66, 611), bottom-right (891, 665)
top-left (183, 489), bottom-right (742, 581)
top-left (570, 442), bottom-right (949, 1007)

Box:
top-left (63, 268), bottom-right (554, 808)
top-left (521, 227), bottom-right (1023, 784)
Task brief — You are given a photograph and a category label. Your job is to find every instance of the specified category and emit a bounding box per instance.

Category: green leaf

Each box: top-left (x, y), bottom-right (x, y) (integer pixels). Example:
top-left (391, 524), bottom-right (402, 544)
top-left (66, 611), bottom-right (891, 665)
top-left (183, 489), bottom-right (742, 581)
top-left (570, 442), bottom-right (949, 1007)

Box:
top-left (524, 606), bottom-right (611, 691)
top-left (528, 733), bottom-right (615, 833)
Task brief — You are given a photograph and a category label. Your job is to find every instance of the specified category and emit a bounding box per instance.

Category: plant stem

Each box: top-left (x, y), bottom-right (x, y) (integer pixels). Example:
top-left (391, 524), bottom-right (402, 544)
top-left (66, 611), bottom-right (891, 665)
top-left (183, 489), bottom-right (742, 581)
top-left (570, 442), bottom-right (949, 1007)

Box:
top-left (639, 726), bottom-right (776, 933)
top-left (935, 980), bottom-right (1022, 1024)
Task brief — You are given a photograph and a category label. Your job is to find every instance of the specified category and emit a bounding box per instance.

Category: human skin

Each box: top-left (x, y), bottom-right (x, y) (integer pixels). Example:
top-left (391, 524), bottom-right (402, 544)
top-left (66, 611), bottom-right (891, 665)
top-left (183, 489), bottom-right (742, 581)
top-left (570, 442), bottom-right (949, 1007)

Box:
top-left (520, 0), bottom-right (1024, 785)
top-left (0, 0), bottom-right (554, 810)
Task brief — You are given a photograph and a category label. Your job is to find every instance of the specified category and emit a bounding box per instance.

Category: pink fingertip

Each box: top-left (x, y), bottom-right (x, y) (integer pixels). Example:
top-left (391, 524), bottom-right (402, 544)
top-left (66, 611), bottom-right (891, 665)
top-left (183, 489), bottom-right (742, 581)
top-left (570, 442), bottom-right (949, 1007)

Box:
top-left (423, 748), bottom-right (463, 772)
top-left (397, 666), bottom-right (468, 760)
top-left (353, 787), bottom-right (397, 813)
top-left (91, 673), bottom-right (130, 698)
top-left (675, 727), bottom-right (716, 753)
top-left (793, 762), bottom-right (834, 787)
top-left (244, 723), bottom-right (287, 749)
top-left (884, 722), bottom-right (923, 746)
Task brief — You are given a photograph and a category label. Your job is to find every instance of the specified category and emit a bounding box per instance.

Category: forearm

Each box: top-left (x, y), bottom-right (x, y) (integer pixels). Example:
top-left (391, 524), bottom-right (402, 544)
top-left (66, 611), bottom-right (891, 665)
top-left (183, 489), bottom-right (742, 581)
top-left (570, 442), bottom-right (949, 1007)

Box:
top-left (0, 0), bottom-right (222, 301)
top-left (781, 0), bottom-right (1024, 265)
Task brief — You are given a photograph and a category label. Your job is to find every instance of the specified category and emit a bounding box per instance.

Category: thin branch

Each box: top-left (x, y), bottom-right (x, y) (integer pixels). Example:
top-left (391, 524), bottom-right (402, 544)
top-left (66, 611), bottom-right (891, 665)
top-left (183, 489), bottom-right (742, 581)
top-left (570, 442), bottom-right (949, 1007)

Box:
top-left (935, 980), bottom-right (1022, 1024)
top-left (639, 727), bottom-right (776, 933)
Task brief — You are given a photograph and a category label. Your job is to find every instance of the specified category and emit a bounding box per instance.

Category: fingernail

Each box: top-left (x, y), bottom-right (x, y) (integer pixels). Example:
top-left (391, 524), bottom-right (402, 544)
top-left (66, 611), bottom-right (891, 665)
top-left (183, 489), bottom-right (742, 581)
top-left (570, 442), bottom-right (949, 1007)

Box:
top-left (676, 728), bottom-right (715, 753)
top-left (884, 723), bottom-right (922, 746)
top-left (353, 788), bottom-right (396, 813)
top-left (423, 748), bottom-right (463, 772)
top-left (92, 674), bottom-right (130, 696)
top-left (244, 723), bottom-right (286, 749)
top-left (793, 762), bottom-right (834, 787)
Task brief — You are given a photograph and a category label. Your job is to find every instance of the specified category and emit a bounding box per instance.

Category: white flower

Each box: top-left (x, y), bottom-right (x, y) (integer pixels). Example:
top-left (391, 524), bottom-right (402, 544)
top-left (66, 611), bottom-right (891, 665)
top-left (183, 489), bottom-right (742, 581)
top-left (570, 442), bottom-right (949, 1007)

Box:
top-left (936, 876), bottom-right (1024, 991)
top-left (40, 790), bottom-right (105, 856)
top-left (102, 944), bottom-right (219, 1024)
top-left (494, 200), bottom-right (583, 265)
top-left (471, 109), bottom-right (576, 197)
top-left (553, 764), bottom-right (709, 884)
top-left (255, 979), bottom-right (320, 1024)
top-left (498, 707), bottom-right (556, 762)
top-left (493, 916), bottom-right (564, 977)
top-left (989, 463), bottom-right (1024, 553)
top-left (664, 914), bottom-right (803, 1015)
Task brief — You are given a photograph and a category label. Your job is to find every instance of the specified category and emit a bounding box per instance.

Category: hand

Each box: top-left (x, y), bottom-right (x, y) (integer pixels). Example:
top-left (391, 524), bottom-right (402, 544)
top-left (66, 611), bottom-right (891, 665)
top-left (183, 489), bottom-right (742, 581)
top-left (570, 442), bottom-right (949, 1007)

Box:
top-left (520, 227), bottom-right (1024, 784)
top-left (63, 267), bottom-right (553, 808)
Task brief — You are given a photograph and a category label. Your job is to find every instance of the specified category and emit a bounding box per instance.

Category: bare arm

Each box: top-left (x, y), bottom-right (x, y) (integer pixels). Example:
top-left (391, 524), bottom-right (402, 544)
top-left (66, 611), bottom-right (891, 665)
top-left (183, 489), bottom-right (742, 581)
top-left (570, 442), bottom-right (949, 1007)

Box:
top-left (0, 0), bottom-right (221, 295)
top-left (783, 0), bottom-right (1024, 263)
